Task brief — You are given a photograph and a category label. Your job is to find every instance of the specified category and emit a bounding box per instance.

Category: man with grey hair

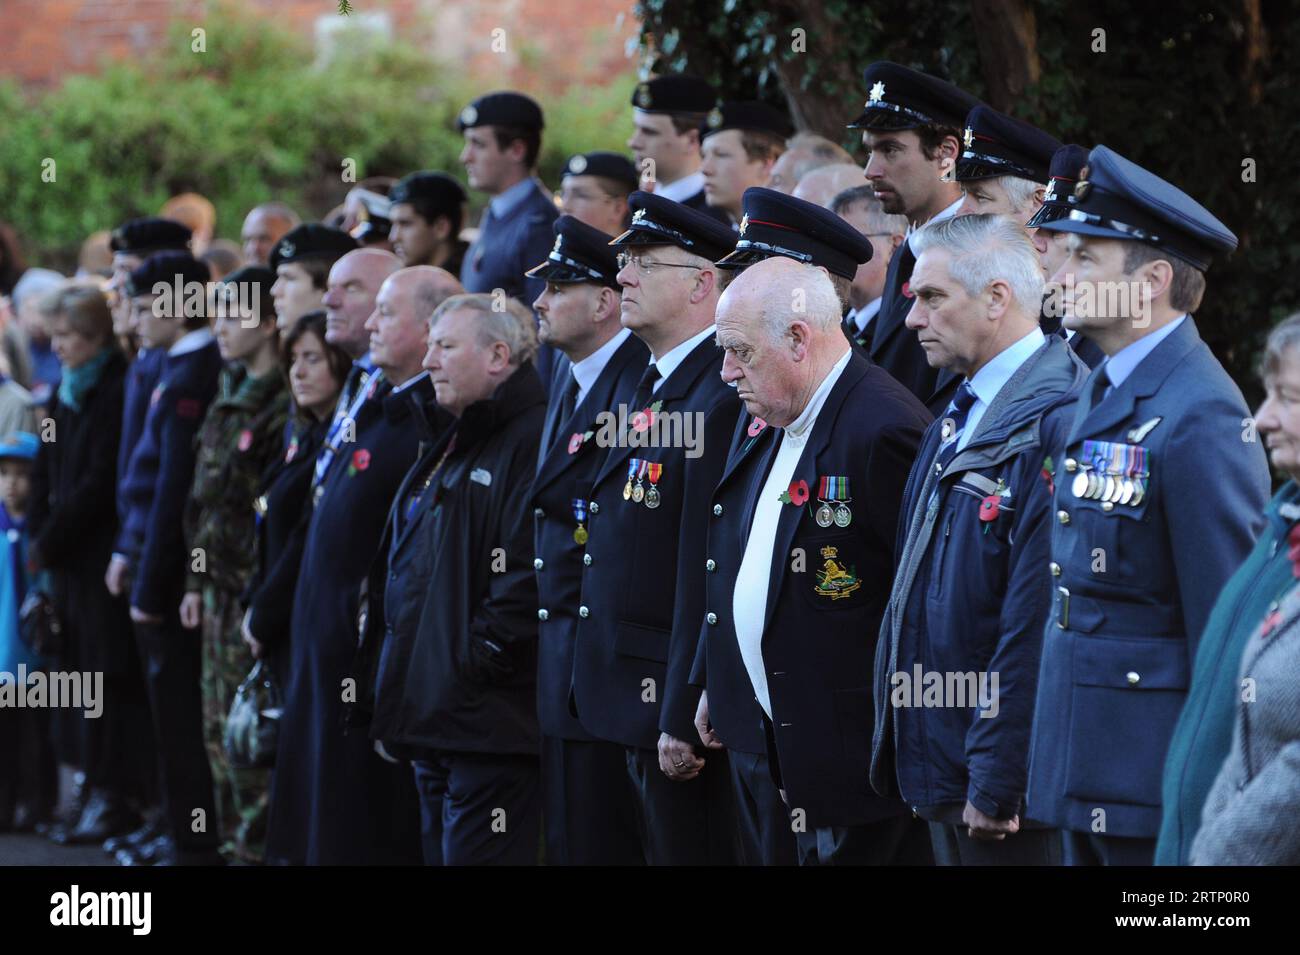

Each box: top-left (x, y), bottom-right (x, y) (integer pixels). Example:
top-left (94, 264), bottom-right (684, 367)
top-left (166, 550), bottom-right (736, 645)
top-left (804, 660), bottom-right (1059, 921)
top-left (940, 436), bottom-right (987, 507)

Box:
top-left (767, 133), bottom-right (855, 194)
top-left (871, 213), bottom-right (1087, 865)
top-left (790, 162), bottom-right (869, 209)
top-left (953, 106), bottom-right (1059, 224)
top-left (695, 255), bottom-right (930, 865)
top-left (830, 186), bottom-right (908, 347)
top-left (363, 291), bottom-right (546, 865)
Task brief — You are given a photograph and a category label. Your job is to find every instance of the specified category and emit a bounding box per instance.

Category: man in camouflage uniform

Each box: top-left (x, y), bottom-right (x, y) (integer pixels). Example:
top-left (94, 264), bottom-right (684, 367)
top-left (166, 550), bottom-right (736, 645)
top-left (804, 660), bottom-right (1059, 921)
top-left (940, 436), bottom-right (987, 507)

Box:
top-left (181, 267), bottom-right (290, 862)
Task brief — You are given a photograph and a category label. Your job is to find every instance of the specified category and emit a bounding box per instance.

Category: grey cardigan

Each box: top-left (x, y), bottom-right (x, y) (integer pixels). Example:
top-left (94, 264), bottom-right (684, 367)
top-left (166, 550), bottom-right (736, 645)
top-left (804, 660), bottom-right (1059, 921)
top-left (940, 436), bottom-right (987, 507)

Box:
top-left (1191, 581), bottom-right (1300, 865)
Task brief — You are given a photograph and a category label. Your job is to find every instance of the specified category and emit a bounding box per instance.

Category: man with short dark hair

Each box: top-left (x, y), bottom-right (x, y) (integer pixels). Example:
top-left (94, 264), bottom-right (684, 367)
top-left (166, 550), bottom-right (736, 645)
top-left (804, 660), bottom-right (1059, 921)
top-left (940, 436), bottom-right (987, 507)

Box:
top-left (457, 91), bottom-right (559, 388)
top-left (700, 102), bottom-right (794, 227)
top-left (388, 171), bottom-right (469, 273)
top-left (269, 224), bottom-right (358, 331)
top-left (830, 186), bottom-right (908, 347)
top-left (558, 152), bottom-right (639, 239)
top-left (627, 74), bottom-right (725, 220)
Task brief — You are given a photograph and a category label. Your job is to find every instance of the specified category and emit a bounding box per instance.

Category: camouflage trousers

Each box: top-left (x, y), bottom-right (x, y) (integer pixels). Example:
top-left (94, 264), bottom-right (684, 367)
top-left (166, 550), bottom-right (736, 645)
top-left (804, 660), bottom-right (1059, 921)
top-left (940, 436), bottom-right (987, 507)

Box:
top-left (200, 584), bottom-right (270, 863)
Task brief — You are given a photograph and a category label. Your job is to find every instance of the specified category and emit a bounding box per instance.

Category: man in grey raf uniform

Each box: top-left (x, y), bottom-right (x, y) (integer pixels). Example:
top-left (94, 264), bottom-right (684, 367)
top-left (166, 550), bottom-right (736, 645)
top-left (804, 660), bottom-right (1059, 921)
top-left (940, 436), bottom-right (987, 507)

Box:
top-left (1025, 145), bottom-right (1270, 866)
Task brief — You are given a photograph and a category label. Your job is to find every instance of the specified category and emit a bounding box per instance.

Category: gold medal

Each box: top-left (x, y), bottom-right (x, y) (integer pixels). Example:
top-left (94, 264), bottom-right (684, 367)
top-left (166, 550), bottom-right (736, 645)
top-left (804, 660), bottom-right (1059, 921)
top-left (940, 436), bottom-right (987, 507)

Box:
top-left (623, 480), bottom-right (633, 500)
top-left (573, 526), bottom-right (588, 545)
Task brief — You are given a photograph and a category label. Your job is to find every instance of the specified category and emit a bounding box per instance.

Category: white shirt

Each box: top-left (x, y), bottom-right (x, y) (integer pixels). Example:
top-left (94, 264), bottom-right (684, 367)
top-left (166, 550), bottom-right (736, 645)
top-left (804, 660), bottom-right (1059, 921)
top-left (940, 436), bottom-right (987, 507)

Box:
top-left (959, 328), bottom-right (1045, 450)
top-left (650, 325), bottom-right (715, 393)
top-left (849, 297), bottom-right (883, 336)
top-left (570, 328), bottom-right (630, 407)
top-left (733, 348), bottom-right (851, 717)
top-left (168, 326), bottom-right (214, 357)
top-left (905, 195), bottom-right (965, 253)
top-left (657, 170), bottom-right (705, 204)
top-left (390, 370), bottom-right (429, 394)
top-left (1101, 314), bottom-right (1187, 391)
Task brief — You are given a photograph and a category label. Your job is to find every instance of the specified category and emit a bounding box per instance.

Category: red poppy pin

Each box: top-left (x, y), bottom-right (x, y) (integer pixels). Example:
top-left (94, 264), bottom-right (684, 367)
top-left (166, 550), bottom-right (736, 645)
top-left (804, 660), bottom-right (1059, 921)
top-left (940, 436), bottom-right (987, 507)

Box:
top-left (237, 429), bottom-right (253, 453)
top-left (348, 448), bottom-right (371, 476)
top-left (778, 478), bottom-right (810, 506)
top-left (285, 436), bottom-right (299, 462)
top-left (568, 430), bottom-right (594, 455)
top-left (747, 417), bottom-right (767, 438)
top-left (630, 400), bottom-right (663, 434)
top-left (979, 478), bottom-right (1010, 533)
top-left (901, 280), bottom-right (915, 300)
top-left (1040, 456), bottom-right (1055, 495)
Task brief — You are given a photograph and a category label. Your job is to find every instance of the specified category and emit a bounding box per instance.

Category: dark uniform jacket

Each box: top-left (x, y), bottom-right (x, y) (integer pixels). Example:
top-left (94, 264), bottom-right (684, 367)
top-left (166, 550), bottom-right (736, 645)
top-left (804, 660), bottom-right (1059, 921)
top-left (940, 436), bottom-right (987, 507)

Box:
top-left (871, 336), bottom-right (1088, 822)
top-left (117, 334), bottom-right (223, 616)
top-left (572, 335), bottom-right (741, 750)
top-left (1026, 318), bottom-right (1270, 839)
top-left (529, 336), bottom-right (649, 740)
top-left (115, 345), bottom-right (166, 549)
top-left (692, 351), bottom-right (930, 826)
top-left (366, 364), bottom-right (546, 755)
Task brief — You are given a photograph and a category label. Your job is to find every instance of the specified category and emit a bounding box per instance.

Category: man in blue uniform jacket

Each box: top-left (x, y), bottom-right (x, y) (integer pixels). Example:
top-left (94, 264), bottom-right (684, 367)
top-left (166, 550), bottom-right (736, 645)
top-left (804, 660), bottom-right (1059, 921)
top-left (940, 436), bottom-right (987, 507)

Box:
top-left (1025, 145), bottom-right (1271, 865)
top-left (872, 214), bottom-right (1087, 865)
top-left (569, 191), bottom-right (741, 865)
top-left (457, 90), bottom-right (560, 390)
top-left (526, 216), bottom-right (649, 865)
top-left (113, 251), bottom-right (223, 865)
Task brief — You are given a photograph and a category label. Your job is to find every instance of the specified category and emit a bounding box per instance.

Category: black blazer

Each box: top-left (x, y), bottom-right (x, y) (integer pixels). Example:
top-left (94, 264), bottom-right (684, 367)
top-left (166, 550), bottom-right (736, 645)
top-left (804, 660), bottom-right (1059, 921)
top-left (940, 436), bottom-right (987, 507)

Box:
top-left (691, 351), bottom-right (930, 826)
top-left (571, 334), bottom-right (741, 750)
top-left (528, 334), bottom-right (649, 740)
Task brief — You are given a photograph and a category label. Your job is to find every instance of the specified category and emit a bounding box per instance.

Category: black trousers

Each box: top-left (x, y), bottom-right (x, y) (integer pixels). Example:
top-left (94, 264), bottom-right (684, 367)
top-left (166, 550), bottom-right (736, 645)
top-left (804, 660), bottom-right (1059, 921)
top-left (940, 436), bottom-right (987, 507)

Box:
top-left (625, 745), bottom-right (738, 866)
top-left (412, 751), bottom-right (541, 866)
top-left (929, 822), bottom-right (1062, 865)
top-left (133, 618), bottom-right (217, 856)
top-left (82, 671), bottom-right (156, 803)
top-left (795, 813), bottom-right (934, 866)
top-left (1062, 829), bottom-right (1155, 866)
top-left (540, 734), bottom-right (644, 865)
top-left (728, 748), bottom-right (796, 865)
top-left (0, 702), bottom-right (57, 822)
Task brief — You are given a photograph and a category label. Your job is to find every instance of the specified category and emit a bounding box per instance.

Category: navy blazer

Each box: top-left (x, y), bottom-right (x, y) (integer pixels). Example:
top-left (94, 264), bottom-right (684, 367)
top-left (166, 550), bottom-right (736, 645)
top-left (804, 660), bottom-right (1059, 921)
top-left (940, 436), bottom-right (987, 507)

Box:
top-left (691, 351), bottom-right (930, 827)
top-left (1026, 317), bottom-right (1270, 838)
top-left (571, 334), bottom-right (741, 750)
top-left (528, 334), bottom-right (649, 740)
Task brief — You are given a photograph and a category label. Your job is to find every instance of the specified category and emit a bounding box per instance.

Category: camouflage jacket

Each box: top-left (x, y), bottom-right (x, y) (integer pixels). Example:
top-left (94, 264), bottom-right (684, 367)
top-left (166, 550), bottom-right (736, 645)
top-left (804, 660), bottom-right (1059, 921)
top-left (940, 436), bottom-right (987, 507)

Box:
top-left (184, 364), bottom-right (291, 595)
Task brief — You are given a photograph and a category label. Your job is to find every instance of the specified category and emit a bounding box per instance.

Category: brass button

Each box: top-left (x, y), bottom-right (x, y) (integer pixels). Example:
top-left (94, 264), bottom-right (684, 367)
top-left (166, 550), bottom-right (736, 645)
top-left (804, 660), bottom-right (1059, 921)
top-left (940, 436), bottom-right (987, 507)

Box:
top-left (579, 606), bottom-right (590, 619)
top-left (1049, 561), bottom-right (1061, 577)
top-left (537, 609), bottom-right (549, 621)
top-left (1064, 457), bottom-right (1078, 472)
top-left (1126, 671), bottom-right (1140, 686)
top-left (706, 612), bottom-right (717, 625)
top-left (533, 558), bottom-right (543, 571)
top-left (1102, 501), bottom-right (1114, 512)
top-left (1057, 510), bottom-right (1070, 525)
top-left (713, 504), bottom-right (723, 517)
top-left (583, 553), bottom-right (592, 566)
top-left (533, 507), bottom-right (544, 519)
top-left (589, 502), bottom-right (599, 515)
top-left (706, 559), bottom-right (716, 572)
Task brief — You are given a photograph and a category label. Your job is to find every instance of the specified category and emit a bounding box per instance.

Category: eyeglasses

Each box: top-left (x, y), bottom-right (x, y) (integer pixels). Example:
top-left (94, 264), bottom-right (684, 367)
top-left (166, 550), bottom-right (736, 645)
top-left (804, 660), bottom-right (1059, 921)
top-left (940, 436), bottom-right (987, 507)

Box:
top-left (616, 251), bottom-right (703, 274)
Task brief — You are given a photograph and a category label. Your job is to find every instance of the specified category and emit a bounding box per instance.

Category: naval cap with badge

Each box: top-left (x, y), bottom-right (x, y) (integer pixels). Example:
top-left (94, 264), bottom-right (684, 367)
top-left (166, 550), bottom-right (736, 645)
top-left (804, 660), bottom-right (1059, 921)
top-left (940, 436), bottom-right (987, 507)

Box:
top-left (955, 104), bottom-right (1061, 184)
top-left (268, 224), bottom-right (359, 273)
top-left (631, 74), bottom-right (716, 115)
top-left (456, 91), bottom-right (545, 132)
top-left (110, 217), bottom-right (193, 256)
top-left (1039, 144), bottom-right (1237, 271)
top-left (610, 191), bottom-right (737, 263)
top-left (1026, 144), bottom-right (1091, 229)
top-left (700, 101), bottom-right (795, 143)
top-left (562, 151), bottom-right (640, 193)
top-left (526, 215), bottom-right (622, 289)
top-left (847, 61), bottom-right (982, 131)
top-left (716, 187), bottom-right (872, 279)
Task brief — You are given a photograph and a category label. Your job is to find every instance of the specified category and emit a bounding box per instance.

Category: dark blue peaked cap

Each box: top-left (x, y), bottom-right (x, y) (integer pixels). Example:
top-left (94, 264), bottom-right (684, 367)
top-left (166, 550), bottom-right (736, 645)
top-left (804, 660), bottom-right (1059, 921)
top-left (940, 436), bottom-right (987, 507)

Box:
top-left (1026, 144), bottom-right (1091, 229)
top-left (847, 61), bottom-right (981, 131)
top-left (716, 187), bottom-right (872, 279)
top-left (956, 105), bottom-right (1061, 183)
top-left (610, 191), bottom-right (736, 263)
top-left (526, 215), bottom-right (621, 289)
top-left (1040, 145), bottom-right (1237, 270)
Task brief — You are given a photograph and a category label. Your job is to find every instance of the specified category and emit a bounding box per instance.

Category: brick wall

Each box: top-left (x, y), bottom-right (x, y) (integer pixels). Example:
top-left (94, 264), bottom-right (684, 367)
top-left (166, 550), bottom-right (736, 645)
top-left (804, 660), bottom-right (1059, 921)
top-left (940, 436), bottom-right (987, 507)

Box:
top-left (0, 0), bottom-right (637, 92)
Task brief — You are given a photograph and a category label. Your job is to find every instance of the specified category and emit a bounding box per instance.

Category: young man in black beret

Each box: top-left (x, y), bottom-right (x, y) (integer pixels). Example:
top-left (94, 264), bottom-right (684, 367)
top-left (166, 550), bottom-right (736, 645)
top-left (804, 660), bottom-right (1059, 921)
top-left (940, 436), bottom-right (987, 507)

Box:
top-left (268, 224), bottom-right (358, 332)
top-left (558, 152), bottom-right (639, 239)
top-left (699, 102), bottom-right (794, 229)
top-left (388, 171), bottom-right (469, 273)
top-left (627, 74), bottom-right (729, 223)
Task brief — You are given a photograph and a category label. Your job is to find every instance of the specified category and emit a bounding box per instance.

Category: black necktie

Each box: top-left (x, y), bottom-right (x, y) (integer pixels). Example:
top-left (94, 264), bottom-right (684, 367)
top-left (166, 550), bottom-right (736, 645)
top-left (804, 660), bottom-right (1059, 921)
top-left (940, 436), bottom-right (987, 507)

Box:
top-left (630, 362), bottom-right (662, 410)
top-left (548, 373), bottom-right (580, 452)
top-left (1091, 363), bottom-right (1112, 408)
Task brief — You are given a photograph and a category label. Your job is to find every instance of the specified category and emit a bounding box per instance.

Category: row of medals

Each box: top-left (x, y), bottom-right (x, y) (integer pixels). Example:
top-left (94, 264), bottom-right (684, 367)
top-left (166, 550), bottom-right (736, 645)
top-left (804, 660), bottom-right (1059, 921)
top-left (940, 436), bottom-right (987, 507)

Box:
top-left (1067, 458), bottom-right (1147, 507)
top-left (623, 475), bottom-right (661, 509)
top-left (815, 500), bottom-right (853, 528)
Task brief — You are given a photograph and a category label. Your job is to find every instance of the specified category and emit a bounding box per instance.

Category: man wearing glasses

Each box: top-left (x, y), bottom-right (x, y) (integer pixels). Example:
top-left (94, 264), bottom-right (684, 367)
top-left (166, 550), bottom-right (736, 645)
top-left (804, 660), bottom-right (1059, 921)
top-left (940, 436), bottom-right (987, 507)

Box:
top-left (569, 191), bottom-right (741, 864)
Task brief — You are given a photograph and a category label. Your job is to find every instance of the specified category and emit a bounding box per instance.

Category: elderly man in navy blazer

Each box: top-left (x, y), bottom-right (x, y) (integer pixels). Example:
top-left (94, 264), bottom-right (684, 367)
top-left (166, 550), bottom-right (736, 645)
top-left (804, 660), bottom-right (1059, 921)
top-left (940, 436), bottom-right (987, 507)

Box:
top-left (526, 216), bottom-right (649, 865)
top-left (698, 255), bottom-right (931, 865)
top-left (1026, 145), bottom-right (1271, 865)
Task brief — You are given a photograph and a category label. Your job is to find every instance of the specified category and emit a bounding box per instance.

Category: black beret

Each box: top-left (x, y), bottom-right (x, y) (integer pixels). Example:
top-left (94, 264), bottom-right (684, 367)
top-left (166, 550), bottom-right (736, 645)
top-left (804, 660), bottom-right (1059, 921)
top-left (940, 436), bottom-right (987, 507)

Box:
top-left (215, 265), bottom-right (277, 322)
top-left (562, 151), bottom-right (640, 192)
top-left (126, 250), bottom-right (210, 298)
top-left (847, 61), bottom-right (982, 132)
top-left (716, 187), bottom-right (872, 280)
top-left (1040, 145), bottom-right (1237, 271)
top-left (610, 191), bottom-right (736, 263)
top-left (269, 224), bottom-right (359, 272)
top-left (110, 217), bottom-right (192, 256)
top-left (1026, 144), bottom-right (1090, 229)
top-left (457, 91), bottom-right (544, 132)
top-left (389, 171), bottom-right (468, 213)
top-left (956, 105), bottom-right (1061, 184)
top-left (526, 215), bottom-right (621, 289)
top-left (631, 75), bottom-right (716, 114)
top-left (701, 101), bottom-right (795, 142)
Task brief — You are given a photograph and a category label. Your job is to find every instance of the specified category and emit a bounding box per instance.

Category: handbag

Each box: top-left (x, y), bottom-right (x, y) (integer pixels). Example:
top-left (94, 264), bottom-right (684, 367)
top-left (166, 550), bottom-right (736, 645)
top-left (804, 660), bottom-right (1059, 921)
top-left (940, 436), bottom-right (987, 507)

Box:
top-left (18, 590), bottom-right (63, 659)
top-left (224, 660), bottom-right (282, 769)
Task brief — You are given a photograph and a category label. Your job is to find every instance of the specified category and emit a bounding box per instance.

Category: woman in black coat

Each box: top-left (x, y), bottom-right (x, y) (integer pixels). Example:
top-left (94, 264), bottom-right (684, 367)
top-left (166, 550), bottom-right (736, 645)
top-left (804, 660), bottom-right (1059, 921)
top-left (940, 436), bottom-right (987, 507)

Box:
top-left (28, 283), bottom-right (154, 844)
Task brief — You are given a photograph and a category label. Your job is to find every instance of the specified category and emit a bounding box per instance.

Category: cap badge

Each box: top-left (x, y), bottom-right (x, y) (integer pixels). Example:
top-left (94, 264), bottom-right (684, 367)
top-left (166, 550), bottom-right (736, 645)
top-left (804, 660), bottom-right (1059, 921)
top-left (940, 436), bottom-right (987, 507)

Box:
top-left (568, 154), bottom-right (588, 175)
top-left (706, 106), bottom-right (723, 129)
top-left (636, 83), bottom-right (652, 109)
top-left (1074, 179), bottom-right (1092, 202)
top-left (963, 126), bottom-right (974, 148)
top-left (632, 208), bottom-right (647, 224)
top-left (277, 241), bottom-right (294, 259)
top-left (738, 213), bottom-right (749, 236)
top-left (552, 234), bottom-right (563, 253)
top-left (459, 104), bottom-right (478, 126)
top-left (868, 81), bottom-right (885, 104)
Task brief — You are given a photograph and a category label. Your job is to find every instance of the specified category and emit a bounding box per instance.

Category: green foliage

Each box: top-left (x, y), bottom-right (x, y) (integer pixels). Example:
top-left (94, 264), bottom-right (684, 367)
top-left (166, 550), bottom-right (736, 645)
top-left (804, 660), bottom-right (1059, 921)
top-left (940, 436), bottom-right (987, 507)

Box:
top-left (0, 2), bottom-right (633, 269)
